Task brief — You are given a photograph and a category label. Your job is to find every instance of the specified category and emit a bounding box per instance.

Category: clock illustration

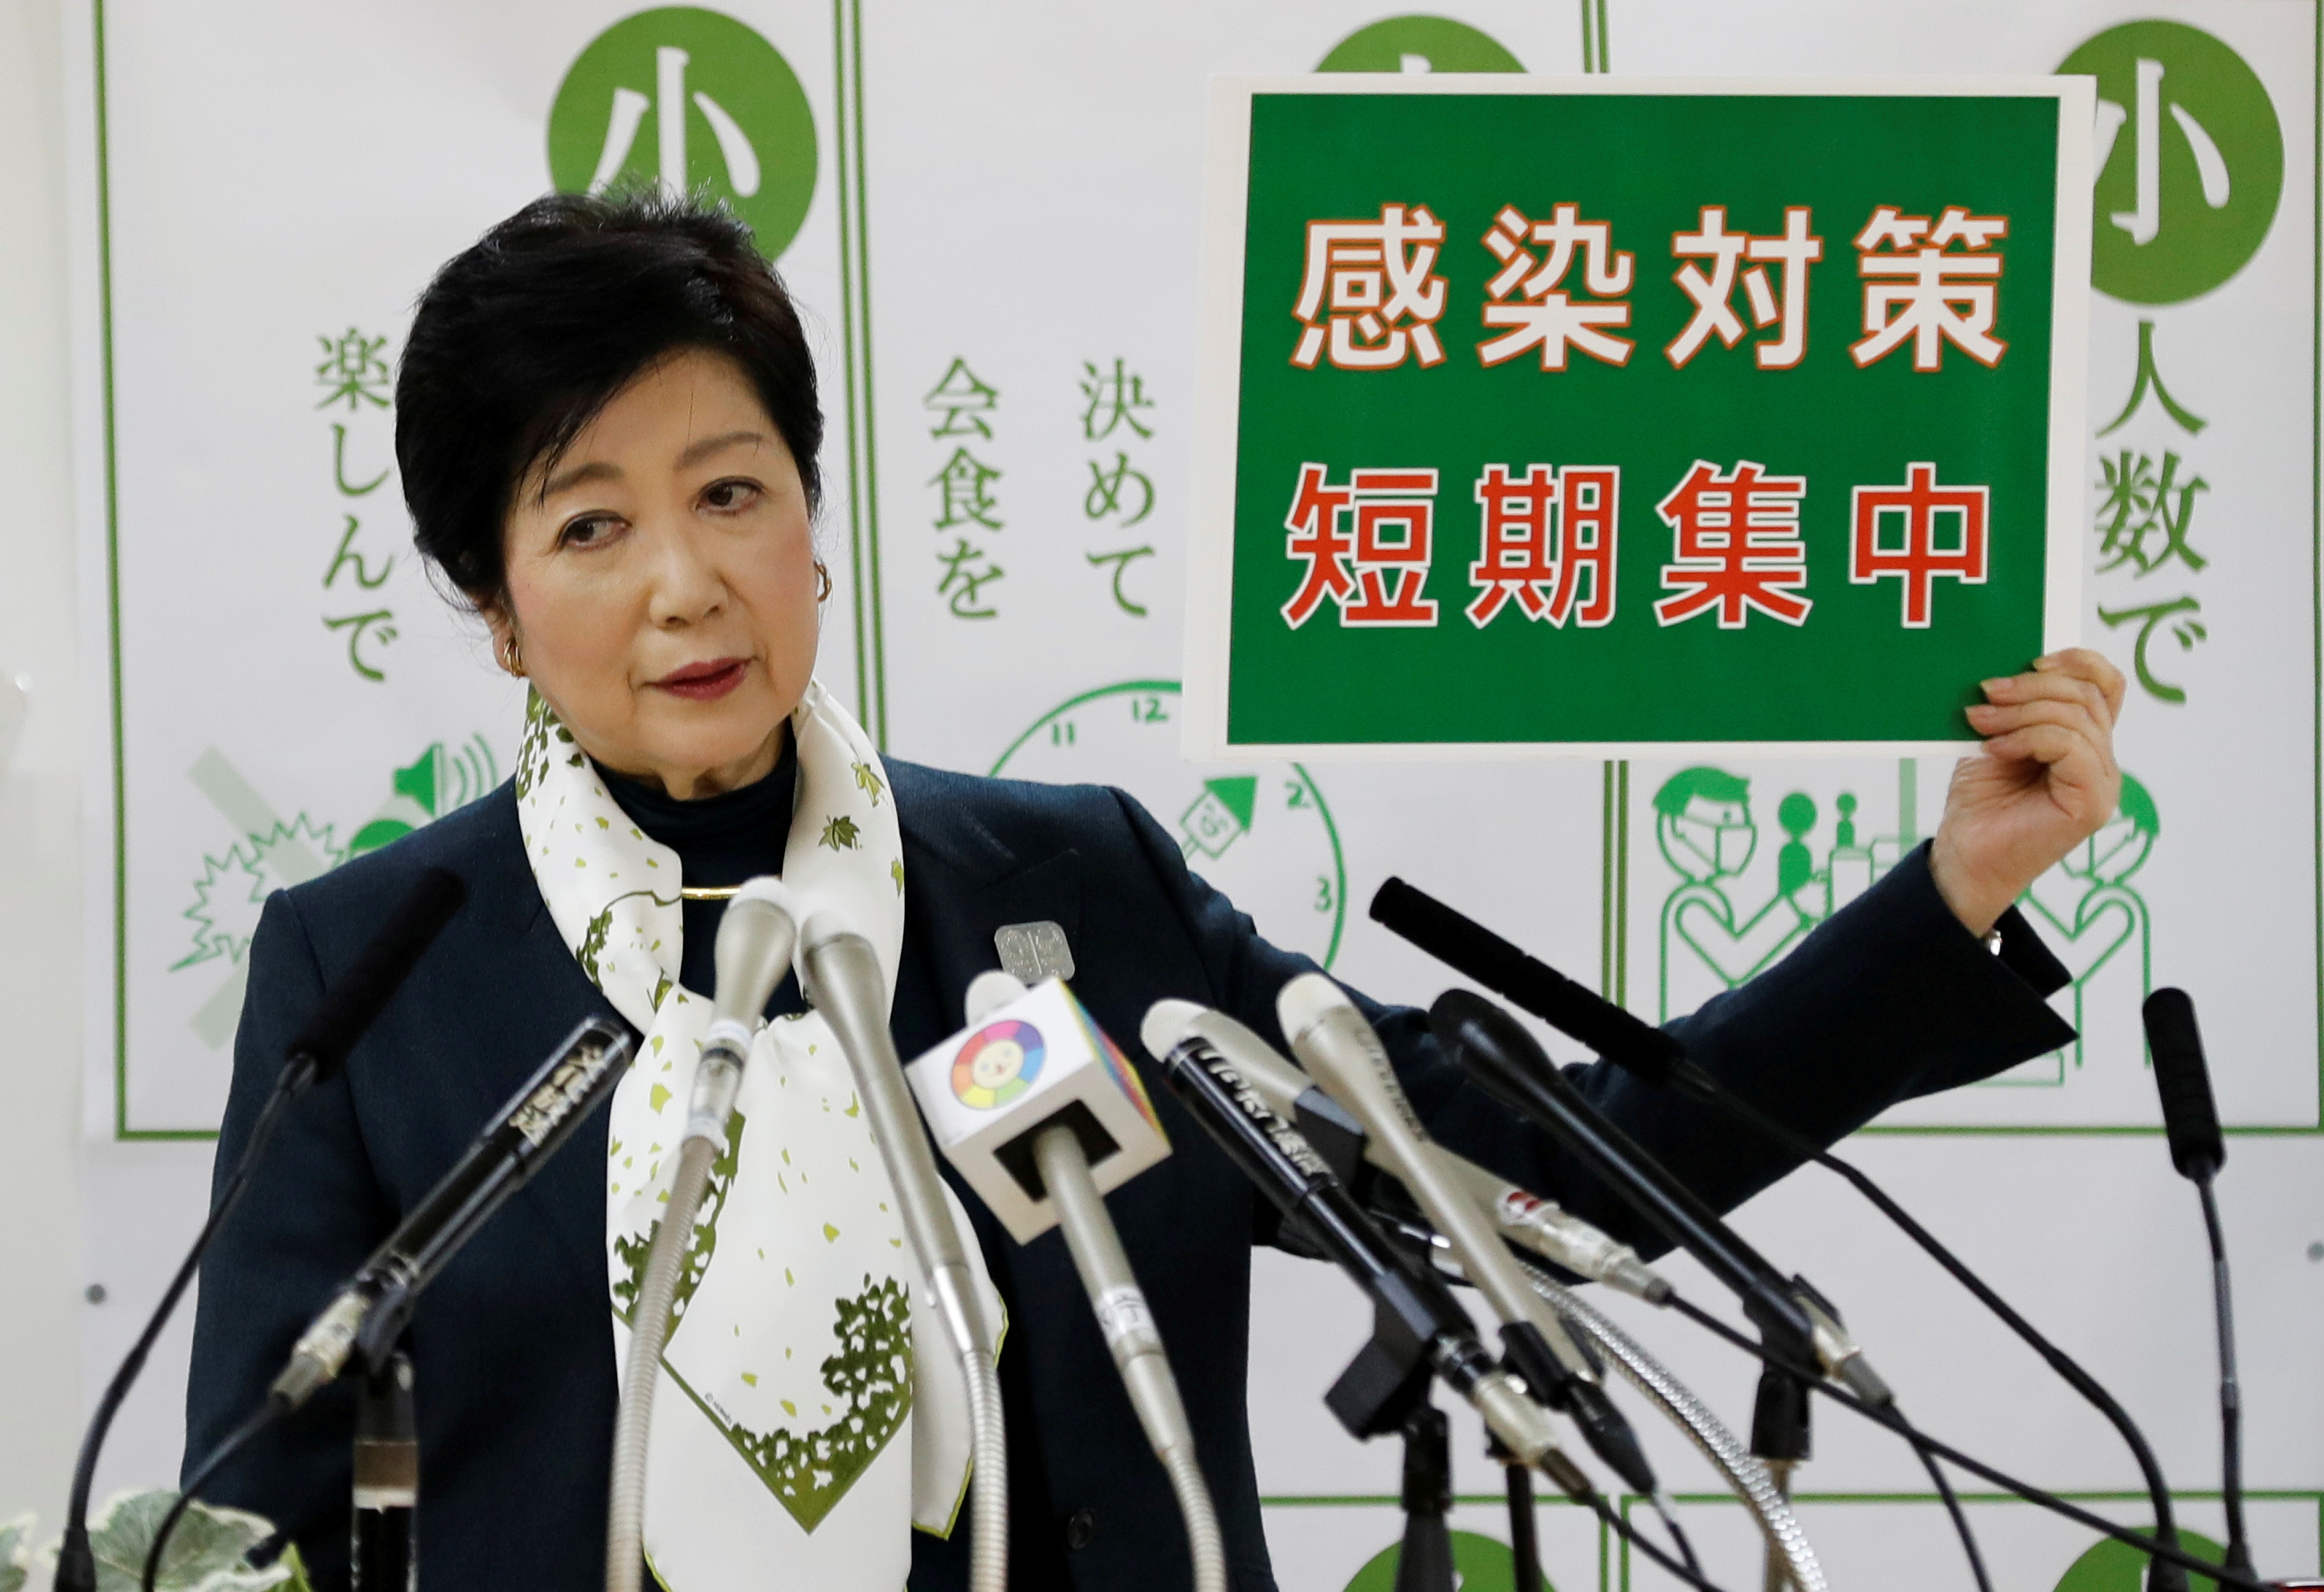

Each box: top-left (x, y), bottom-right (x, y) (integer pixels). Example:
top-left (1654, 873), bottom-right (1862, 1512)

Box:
top-left (991, 679), bottom-right (1348, 967)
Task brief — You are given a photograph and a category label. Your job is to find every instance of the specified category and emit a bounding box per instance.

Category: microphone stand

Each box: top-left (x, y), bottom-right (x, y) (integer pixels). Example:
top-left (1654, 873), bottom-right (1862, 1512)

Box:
top-left (352, 1350), bottom-right (417, 1590)
top-left (1749, 1365), bottom-right (1809, 1592)
top-left (1394, 1402), bottom-right (1457, 1592)
top-left (1490, 1433), bottom-right (1543, 1592)
top-left (1315, 1279), bottom-right (1467, 1592)
top-left (1325, 1313), bottom-right (1455, 1592)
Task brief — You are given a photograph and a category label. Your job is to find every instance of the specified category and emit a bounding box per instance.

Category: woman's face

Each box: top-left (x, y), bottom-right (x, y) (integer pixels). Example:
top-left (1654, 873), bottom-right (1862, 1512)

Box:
top-left (491, 347), bottom-right (818, 800)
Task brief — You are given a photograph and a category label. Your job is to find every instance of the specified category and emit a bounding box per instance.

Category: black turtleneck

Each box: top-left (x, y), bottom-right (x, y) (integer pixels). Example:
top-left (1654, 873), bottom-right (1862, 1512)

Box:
top-left (597, 730), bottom-right (804, 1012)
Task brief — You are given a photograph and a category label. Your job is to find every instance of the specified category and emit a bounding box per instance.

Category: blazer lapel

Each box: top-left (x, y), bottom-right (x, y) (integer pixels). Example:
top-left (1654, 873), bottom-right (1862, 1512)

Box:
top-left (901, 809), bottom-right (1084, 1027)
top-left (448, 796), bottom-right (625, 1300)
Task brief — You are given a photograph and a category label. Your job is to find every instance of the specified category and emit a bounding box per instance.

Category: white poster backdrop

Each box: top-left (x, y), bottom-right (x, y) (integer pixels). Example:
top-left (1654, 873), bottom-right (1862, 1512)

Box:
top-left (64, 3), bottom-right (2323, 1587)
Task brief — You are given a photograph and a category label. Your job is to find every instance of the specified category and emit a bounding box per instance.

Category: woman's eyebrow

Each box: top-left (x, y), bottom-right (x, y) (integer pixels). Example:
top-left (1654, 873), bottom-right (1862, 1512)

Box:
top-left (674, 428), bottom-right (770, 470)
top-left (540, 458), bottom-right (621, 499)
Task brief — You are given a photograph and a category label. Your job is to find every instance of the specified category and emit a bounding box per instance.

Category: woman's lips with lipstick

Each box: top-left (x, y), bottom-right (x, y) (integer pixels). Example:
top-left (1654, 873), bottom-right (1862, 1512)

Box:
top-left (654, 657), bottom-right (750, 701)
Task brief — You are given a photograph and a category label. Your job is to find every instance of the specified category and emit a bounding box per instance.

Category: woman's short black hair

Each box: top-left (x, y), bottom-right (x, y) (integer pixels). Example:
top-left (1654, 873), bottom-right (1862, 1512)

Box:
top-left (396, 190), bottom-right (823, 604)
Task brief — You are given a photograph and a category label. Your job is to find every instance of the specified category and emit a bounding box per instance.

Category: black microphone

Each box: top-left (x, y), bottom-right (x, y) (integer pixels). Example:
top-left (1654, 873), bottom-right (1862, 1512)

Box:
top-left (270, 1013), bottom-right (634, 1407)
top-left (2145, 988), bottom-right (2225, 1181)
top-left (56, 866), bottom-right (466, 1592)
top-left (1430, 990), bottom-right (1830, 1377)
top-left (2143, 988), bottom-right (2254, 1583)
top-left (1373, 875), bottom-right (1689, 1086)
top-left (1139, 1009), bottom-right (1571, 1481)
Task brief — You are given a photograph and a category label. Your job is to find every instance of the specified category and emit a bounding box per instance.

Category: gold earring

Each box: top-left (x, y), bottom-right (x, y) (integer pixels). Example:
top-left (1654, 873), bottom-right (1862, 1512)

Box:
top-left (815, 561), bottom-right (833, 602)
top-left (501, 634), bottom-right (525, 677)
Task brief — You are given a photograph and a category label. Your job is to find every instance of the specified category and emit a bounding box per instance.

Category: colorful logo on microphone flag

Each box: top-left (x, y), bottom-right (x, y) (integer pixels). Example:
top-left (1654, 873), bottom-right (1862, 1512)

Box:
top-left (952, 1020), bottom-right (1045, 1109)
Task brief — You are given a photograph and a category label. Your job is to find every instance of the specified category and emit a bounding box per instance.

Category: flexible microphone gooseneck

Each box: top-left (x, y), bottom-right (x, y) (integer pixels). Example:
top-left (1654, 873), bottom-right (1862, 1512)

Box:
top-left (1141, 1013), bottom-right (1751, 1592)
top-left (1434, 989), bottom-right (2011, 1592)
top-left (795, 905), bottom-right (1008, 1592)
top-left (1377, 875), bottom-right (2188, 1592)
top-left (56, 866), bottom-right (466, 1592)
top-left (2143, 988), bottom-right (2255, 1583)
top-left (1275, 976), bottom-right (1667, 1510)
top-left (606, 879), bottom-right (799, 1592)
top-left (1668, 1291), bottom-right (2280, 1592)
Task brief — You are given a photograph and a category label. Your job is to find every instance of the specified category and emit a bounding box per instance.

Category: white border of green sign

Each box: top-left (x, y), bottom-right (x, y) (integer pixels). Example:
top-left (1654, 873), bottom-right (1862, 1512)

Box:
top-left (1184, 74), bottom-right (2095, 762)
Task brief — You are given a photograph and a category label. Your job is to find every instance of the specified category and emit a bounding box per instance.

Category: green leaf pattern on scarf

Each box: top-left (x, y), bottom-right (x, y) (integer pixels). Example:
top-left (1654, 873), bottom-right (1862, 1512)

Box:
top-left (720, 1275), bottom-right (913, 1533)
top-left (612, 1108), bottom-right (745, 1341)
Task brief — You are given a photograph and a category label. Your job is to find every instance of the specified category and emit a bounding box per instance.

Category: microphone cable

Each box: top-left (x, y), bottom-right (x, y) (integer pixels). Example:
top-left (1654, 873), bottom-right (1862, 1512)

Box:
top-left (59, 866), bottom-right (465, 1592)
top-left (140, 1401), bottom-right (285, 1592)
top-left (1659, 1288), bottom-right (2267, 1592)
top-left (1371, 875), bottom-right (2190, 1591)
top-left (1578, 1485), bottom-right (1731, 1592)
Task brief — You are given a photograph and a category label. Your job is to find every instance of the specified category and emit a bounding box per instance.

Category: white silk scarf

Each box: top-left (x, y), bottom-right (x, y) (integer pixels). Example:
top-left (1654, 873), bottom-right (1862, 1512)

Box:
top-left (515, 679), bottom-right (994, 1591)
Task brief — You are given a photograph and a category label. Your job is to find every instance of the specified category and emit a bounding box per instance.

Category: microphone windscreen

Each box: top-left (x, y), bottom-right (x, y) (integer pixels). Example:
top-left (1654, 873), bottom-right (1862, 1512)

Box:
top-left (2143, 988), bottom-right (2225, 1180)
top-left (907, 979), bottom-right (1170, 1241)
top-left (285, 867), bottom-right (465, 1079)
top-left (1372, 876), bottom-right (1528, 988)
top-left (1376, 877), bottom-right (1682, 1083)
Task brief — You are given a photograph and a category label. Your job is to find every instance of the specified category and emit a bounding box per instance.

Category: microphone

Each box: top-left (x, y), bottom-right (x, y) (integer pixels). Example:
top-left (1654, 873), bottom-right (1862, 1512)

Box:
top-left (2145, 989), bottom-right (2225, 1181)
top-left (1428, 990), bottom-right (1844, 1381)
top-left (1372, 875), bottom-right (1688, 1086)
top-left (607, 878), bottom-right (803, 1592)
top-left (2143, 988), bottom-right (2254, 1583)
top-left (908, 974), bottom-right (1222, 1592)
top-left (1276, 976), bottom-right (1661, 1500)
top-left (271, 1012), bottom-right (633, 1408)
top-left (689, 878), bottom-right (803, 1151)
top-left (791, 902), bottom-right (1009, 1592)
top-left (903, 973), bottom-right (1171, 1244)
top-left (56, 866), bottom-right (467, 1592)
top-left (1139, 1004), bottom-right (1573, 1486)
top-left (1143, 1000), bottom-right (1667, 1302)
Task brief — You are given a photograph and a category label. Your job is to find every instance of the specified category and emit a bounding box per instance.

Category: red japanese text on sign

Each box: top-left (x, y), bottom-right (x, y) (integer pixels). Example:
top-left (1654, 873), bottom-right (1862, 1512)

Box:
top-left (1282, 464), bottom-right (1441, 628)
top-left (1850, 462), bottom-right (1989, 626)
top-left (1653, 460), bottom-right (1813, 628)
top-left (1467, 464), bottom-right (1620, 628)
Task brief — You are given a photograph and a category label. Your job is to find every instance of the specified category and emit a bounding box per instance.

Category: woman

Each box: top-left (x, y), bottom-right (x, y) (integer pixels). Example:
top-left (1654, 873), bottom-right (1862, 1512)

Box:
top-left (187, 192), bottom-right (2123, 1592)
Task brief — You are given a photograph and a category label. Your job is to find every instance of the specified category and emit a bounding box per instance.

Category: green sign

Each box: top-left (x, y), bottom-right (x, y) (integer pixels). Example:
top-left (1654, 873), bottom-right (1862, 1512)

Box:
top-left (1187, 79), bottom-right (2091, 756)
top-left (548, 6), bottom-right (817, 259)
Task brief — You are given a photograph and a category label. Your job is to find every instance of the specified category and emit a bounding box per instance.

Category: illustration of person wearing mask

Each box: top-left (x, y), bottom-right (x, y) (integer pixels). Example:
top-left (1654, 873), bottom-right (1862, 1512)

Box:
top-left (1655, 766), bottom-right (1820, 1019)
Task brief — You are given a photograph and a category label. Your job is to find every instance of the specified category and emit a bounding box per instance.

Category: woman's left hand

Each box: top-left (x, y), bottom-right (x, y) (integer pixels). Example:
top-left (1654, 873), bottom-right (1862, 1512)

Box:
top-left (1930, 648), bottom-right (2127, 936)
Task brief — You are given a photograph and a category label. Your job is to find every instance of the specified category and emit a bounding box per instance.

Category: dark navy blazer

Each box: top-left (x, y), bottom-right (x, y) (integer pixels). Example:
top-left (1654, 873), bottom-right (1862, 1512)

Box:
top-left (185, 760), bottom-right (2074, 1591)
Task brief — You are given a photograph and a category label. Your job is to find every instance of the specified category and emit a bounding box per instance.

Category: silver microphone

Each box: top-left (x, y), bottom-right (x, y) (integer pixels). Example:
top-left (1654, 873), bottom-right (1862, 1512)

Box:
top-left (1277, 974), bottom-right (1663, 1500)
top-left (687, 879), bottom-right (803, 1150)
top-left (1145, 1000), bottom-right (1667, 1302)
top-left (942, 972), bottom-right (1224, 1592)
top-left (792, 903), bottom-right (1009, 1592)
